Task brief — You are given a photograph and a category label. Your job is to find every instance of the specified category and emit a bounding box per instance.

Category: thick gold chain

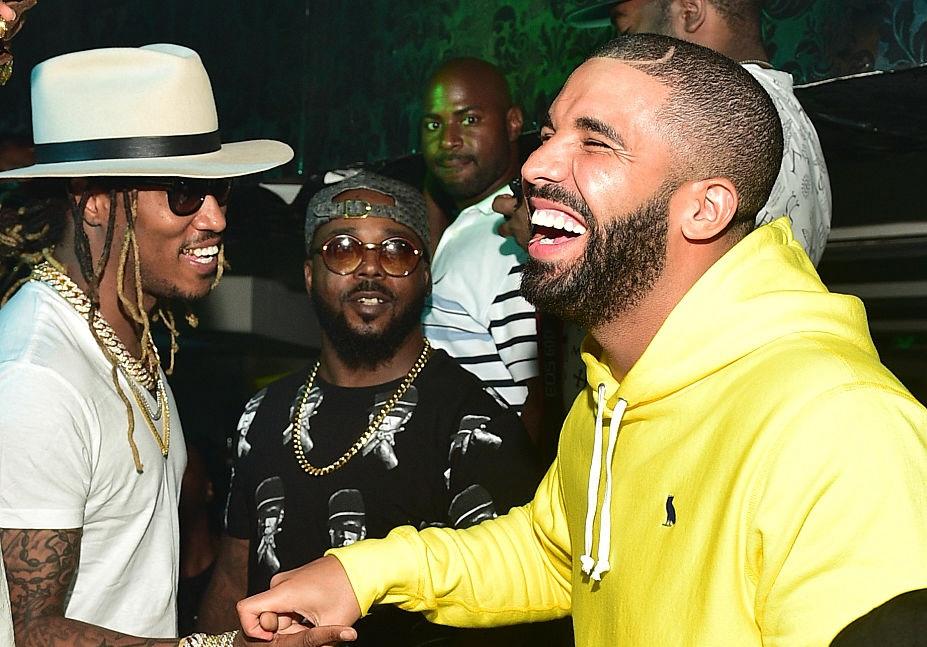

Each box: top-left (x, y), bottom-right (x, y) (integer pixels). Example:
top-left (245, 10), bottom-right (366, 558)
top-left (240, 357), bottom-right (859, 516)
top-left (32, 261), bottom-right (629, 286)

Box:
top-left (31, 262), bottom-right (170, 457)
top-left (31, 262), bottom-right (159, 391)
top-left (292, 339), bottom-right (432, 476)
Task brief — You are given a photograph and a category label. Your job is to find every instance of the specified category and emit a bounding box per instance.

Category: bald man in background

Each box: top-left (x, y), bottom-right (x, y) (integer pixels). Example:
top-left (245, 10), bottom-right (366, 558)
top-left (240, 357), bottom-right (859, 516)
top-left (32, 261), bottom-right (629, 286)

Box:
top-left (420, 58), bottom-right (543, 441)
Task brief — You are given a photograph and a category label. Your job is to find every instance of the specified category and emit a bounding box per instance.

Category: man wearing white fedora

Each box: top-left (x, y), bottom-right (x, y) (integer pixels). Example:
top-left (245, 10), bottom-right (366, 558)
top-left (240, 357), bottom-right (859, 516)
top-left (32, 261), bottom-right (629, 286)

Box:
top-left (0, 44), bottom-right (354, 647)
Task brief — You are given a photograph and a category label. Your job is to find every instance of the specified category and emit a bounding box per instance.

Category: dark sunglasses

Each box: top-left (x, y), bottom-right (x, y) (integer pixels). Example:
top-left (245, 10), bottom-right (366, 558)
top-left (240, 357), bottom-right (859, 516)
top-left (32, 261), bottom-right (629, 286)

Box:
top-left (313, 234), bottom-right (424, 277)
top-left (111, 177), bottom-right (232, 216)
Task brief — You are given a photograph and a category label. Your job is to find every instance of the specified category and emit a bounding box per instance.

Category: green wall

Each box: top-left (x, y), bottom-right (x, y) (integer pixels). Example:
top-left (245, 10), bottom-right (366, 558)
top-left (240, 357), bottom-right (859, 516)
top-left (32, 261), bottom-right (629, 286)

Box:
top-left (0, 0), bottom-right (924, 174)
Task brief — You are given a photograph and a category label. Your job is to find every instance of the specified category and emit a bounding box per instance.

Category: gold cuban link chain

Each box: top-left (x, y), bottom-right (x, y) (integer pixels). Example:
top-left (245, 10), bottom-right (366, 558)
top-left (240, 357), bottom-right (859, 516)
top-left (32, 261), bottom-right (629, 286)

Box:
top-left (292, 339), bottom-right (432, 476)
top-left (31, 262), bottom-right (170, 456)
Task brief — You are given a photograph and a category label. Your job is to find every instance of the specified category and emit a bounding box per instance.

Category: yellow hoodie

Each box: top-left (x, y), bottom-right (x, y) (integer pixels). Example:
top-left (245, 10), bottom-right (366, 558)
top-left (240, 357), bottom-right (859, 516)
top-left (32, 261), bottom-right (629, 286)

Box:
top-left (331, 218), bottom-right (927, 646)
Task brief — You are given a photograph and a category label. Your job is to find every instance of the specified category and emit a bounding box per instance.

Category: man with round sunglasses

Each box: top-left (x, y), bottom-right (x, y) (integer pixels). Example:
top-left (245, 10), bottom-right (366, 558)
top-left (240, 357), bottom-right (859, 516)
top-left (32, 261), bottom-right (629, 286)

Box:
top-left (198, 171), bottom-right (544, 646)
top-left (0, 44), bottom-right (345, 646)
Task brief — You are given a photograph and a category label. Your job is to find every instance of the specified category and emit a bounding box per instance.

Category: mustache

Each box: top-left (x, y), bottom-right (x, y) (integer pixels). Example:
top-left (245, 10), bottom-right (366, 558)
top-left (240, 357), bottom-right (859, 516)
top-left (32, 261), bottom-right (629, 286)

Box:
top-left (344, 280), bottom-right (396, 301)
top-left (524, 183), bottom-right (595, 224)
top-left (433, 153), bottom-right (476, 165)
top-left (181, 234), bottom-right (223, 247)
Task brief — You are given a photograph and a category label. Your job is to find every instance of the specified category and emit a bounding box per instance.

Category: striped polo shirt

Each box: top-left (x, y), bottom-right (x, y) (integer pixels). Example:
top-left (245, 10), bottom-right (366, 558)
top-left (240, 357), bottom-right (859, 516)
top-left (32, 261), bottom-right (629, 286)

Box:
top-left (423, 187), bottom-right (539, 411)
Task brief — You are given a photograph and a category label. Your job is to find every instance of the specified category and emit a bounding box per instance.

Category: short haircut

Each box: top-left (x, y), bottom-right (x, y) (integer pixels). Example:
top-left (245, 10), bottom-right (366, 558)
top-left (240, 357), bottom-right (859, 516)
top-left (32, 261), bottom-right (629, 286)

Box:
top-left (589, 33), bottom-right (782, 234)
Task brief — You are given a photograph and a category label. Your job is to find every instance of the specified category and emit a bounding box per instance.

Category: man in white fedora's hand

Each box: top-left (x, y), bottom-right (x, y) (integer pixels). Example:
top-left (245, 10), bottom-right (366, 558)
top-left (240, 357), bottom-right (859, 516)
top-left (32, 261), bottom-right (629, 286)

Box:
top-left (0, 44), bottom-right (354, 647)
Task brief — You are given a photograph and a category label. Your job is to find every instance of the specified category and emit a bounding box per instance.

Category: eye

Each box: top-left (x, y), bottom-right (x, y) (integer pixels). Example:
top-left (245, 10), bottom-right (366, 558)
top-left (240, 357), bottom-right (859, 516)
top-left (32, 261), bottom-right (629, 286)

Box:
top-left (423, 120), bottom-right (441, 132)
top-left (539, 127), bottom-right (555, 143)
top-left (583, 139), bottom-right (610, 148)
top-left (462, 114), bottom-right (480, 126)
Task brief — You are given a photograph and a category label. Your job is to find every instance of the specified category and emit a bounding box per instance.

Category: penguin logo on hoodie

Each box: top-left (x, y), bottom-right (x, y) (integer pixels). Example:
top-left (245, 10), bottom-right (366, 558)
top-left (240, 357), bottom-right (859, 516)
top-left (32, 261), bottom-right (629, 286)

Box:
top-left (663, 495), bottom-right (677, 527)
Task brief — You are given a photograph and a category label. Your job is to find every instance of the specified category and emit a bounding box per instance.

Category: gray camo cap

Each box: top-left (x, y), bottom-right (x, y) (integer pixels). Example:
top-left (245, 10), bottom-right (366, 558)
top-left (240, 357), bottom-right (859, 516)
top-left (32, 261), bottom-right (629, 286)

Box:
top-left (305, 170), bottom-right (429, 253)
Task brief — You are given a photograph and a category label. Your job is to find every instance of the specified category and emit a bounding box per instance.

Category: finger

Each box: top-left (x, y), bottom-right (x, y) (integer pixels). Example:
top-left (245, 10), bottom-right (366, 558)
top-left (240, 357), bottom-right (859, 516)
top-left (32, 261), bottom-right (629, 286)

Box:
top-left (0, 4), bottom-right (15, 22)
top-left (259, 611), bottom-right (279, 633)
top-left (492, 194), bottom-right (518, 220)
top-left (498, 220), bottom-right (514, 238)
top-left (237, 595), bottom-right (276, 640)
top-left (301, 626), bottom-right (357, 647)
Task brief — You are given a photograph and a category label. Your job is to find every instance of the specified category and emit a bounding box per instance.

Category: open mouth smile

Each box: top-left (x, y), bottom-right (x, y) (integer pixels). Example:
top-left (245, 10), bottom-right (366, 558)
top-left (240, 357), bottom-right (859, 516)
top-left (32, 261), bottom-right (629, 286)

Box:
top-left (181, 244), bottom-right (220, 264)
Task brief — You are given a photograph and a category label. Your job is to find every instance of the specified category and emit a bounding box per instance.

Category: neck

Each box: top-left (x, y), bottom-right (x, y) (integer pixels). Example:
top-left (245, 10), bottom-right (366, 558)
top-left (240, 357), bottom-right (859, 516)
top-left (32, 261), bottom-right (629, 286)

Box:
top-left (54, 239), bottom-right (155, 359)
top-left (590, 241), bottom-right (729, 379)
top-left (453, 160), bottom-right (519, 211)
top-left (318, 330), bottom-right (427, 387)
top-left (590, 287), bottom-right (678, 381)
top-left (689, 19), bottom-right (768, 65)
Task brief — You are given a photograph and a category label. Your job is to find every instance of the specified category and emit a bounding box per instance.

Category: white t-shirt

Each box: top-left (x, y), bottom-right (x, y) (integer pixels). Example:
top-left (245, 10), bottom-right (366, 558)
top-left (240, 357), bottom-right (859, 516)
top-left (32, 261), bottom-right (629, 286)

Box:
top-left (746, 64), bottom-right (832, 266)
top-left (423, 187), bottom-right (539, 411)
top-left (0, 281), bottom-right (186, 638)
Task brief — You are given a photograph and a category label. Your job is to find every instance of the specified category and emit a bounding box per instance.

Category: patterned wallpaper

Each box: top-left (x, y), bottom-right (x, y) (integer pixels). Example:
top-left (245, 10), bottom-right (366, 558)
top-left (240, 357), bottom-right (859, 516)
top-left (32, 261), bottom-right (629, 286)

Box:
top-left (0, 0), bottom-right (923, 175)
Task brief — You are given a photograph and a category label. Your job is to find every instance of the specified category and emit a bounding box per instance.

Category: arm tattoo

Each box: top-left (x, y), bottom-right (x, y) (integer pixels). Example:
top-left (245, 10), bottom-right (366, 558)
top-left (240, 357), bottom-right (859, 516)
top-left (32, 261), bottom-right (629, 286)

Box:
top-left (0, 528), bottom-right (179, 646)
top-left (0, 527), bottom-right (82, 633)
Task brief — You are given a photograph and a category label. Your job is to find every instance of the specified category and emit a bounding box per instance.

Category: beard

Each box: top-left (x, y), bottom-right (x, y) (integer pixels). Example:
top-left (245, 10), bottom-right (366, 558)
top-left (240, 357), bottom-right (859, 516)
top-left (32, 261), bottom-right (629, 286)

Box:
top-left (312, 280), bottom-right (426, 370)
top-left (521, 183), bottom-right (671, 330)
top-left (427, 146), bottom-right (510, 205)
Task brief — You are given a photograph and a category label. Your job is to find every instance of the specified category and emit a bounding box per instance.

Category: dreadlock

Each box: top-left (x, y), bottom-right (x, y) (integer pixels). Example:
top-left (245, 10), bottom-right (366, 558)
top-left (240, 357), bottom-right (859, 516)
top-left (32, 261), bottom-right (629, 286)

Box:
top-left (0, 180), bottom-right (69, 303)
top-left (1, 180), bottom-right (187, 473)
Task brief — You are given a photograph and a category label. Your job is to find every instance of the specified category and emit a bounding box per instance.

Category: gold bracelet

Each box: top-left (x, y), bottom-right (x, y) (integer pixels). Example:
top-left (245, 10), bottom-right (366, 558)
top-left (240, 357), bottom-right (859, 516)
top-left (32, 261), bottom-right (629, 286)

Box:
top-left (179, 631), bottom-right (238, 647)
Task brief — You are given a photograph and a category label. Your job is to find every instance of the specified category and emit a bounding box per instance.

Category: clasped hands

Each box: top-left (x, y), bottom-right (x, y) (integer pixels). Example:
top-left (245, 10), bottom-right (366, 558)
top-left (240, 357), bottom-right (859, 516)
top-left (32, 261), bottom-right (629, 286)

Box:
top-left (235, 556), bottom-right (362, 647)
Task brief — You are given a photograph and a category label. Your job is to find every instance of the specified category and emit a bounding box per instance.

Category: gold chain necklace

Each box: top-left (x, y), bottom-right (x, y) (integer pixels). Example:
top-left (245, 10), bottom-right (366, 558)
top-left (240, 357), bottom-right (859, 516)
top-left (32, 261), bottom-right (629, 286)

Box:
top-left (292, 339), bottom-right (433, 476)
top-left (31, 262), bottom-right (170, 457)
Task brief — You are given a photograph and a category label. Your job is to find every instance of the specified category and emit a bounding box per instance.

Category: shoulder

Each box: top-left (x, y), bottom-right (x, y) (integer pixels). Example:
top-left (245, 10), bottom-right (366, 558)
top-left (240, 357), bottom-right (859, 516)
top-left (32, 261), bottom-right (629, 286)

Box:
top-left (421, 349), bottom-right (517, 415)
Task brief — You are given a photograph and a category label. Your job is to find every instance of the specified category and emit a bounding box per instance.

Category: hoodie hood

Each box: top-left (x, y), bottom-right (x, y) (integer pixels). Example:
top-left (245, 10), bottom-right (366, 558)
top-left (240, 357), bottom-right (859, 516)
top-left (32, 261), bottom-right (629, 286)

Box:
top-left (582, 218), bottom-right (875, 409)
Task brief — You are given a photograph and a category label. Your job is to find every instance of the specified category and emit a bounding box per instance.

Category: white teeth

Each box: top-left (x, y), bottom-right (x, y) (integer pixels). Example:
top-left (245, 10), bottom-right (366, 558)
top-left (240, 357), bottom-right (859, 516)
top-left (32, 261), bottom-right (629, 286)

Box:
top-left (192, 245), bottom-right (219, 257)
top-left (357, 297), bottom-right (384, 305)
top-left (183, 245), bottom-right (219, 265)
top-left (530, 209), bottom-right (586, 235)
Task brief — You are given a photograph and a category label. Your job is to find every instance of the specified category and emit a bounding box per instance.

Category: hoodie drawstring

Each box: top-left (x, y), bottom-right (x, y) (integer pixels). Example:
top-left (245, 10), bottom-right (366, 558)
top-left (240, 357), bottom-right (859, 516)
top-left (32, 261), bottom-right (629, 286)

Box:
top-left (580, 383), bottom-right (627, 583)
top-left (580, 384), bottom-right (607, 577)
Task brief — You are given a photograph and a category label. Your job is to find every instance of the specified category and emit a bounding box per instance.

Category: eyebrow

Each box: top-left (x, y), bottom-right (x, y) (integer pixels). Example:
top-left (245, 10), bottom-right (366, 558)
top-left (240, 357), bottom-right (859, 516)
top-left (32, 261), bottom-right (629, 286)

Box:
top-left (422, 105), bottom-right (483, 119)
top-left (322, 223), bottom-right (414, 240)
top-left (575, 116), bottom-right (626, 148)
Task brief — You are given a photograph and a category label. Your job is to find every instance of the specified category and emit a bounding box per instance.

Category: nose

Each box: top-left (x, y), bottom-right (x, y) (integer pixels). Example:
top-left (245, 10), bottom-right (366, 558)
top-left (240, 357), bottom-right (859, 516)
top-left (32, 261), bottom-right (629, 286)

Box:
top-left (440, 122), bottom-right (463, 150)
top-left (355, 244), bottom-right (385, 278)
top-left (522, 136), bottom-right (569, 188)
top-left (191, 195), bottom-right (227, 234)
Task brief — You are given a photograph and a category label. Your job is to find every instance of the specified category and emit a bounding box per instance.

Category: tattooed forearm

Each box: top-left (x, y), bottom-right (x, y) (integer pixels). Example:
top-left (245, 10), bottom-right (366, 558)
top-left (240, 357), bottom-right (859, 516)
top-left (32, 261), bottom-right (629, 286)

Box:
top-left (0, 528), bottom-right (179, 645)
top-left (19, 616), bottom-right (179, 646)
top-left (0, 527), bottom-right (82, 635)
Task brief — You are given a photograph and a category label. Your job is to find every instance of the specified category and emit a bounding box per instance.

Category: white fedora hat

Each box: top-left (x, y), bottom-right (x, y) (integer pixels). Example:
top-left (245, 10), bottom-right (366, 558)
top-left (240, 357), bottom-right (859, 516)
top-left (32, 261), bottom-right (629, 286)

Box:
top-left (0, 43), bottom-right (293, 179)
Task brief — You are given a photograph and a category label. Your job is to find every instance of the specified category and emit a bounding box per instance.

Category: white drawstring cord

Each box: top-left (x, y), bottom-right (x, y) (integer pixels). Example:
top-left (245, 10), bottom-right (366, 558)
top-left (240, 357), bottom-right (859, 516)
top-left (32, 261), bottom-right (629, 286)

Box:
top-left (590, 398), bottom-right (627, 581)
top-left (580, 383), bottom-right (607, 577)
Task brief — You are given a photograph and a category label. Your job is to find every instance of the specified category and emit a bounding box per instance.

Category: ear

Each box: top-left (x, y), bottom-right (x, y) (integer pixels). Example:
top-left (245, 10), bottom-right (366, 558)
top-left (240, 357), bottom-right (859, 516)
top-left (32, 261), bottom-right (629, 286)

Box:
top-left (303, 258), bottom-right (314, 296)
top-left (677, 0), bottom-right (708, 34)
top-left (506, 105), bottom-right (524, 143)
top-left (78, 189), bottom-right (114, 228)
top-left (675, 177), bottom-right (739, 241)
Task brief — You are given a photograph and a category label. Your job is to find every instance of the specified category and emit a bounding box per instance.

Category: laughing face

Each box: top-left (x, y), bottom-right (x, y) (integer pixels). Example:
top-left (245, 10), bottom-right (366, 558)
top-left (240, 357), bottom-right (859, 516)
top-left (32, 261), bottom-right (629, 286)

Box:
top-left (520, 58), bottom-right (676, 328)
top-left (133, 186), bottom-right (226, 302)
top-left (306, 189), bottom-right (431, 369)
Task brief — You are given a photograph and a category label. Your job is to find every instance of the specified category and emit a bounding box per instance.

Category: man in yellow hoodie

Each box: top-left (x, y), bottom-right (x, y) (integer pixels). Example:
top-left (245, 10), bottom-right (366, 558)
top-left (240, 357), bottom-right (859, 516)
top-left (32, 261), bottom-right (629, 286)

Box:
top-left (236, 34), bottom-right (927, 647)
